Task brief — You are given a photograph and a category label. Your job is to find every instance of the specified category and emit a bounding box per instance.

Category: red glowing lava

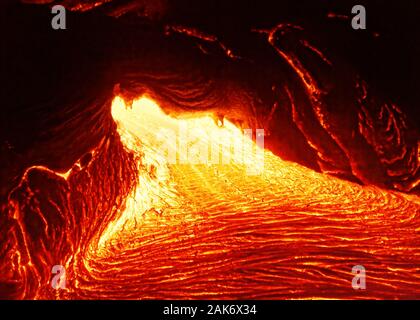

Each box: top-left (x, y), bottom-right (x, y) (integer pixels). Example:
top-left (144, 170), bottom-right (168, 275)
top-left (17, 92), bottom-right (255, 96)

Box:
top-left (4, 96), bottom-right (418, 299)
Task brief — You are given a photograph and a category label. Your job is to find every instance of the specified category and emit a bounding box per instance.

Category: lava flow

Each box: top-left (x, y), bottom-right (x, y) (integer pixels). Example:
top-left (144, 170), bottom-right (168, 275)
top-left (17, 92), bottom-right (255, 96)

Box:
top-left (1, 1), bottom-right (419, 301)
top-left (7, 95), bottom-right (417, 300)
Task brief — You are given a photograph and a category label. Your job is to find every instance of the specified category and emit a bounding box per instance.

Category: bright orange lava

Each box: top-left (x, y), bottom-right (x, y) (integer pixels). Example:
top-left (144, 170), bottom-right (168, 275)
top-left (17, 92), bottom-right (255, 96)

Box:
top-left (69, 96), bottom-right (419, 299)
top-left (7, 96), bottom-right (419, 299)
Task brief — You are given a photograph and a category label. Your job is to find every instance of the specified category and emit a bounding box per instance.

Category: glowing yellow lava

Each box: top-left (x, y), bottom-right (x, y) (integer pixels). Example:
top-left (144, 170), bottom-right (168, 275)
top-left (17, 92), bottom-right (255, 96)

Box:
top-left (98, 96), bottom-right (265, 247)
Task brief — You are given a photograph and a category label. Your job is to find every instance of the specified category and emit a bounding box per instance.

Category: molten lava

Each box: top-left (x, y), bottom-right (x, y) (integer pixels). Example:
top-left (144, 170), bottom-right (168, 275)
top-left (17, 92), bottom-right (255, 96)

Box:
top-left (37, 96), bottom-right (416, 299)
top-left (2, 94), bottom-right (419, 299)
top-left (1, 0), bottom-right (419, 301)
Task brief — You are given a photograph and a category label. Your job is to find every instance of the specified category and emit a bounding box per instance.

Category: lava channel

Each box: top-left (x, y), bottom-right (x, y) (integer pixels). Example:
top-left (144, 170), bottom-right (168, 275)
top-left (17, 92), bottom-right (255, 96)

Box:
top-left (3, 96), bottom-right (420, 300)
top-left (67, 96), bottom-right (419, 299)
